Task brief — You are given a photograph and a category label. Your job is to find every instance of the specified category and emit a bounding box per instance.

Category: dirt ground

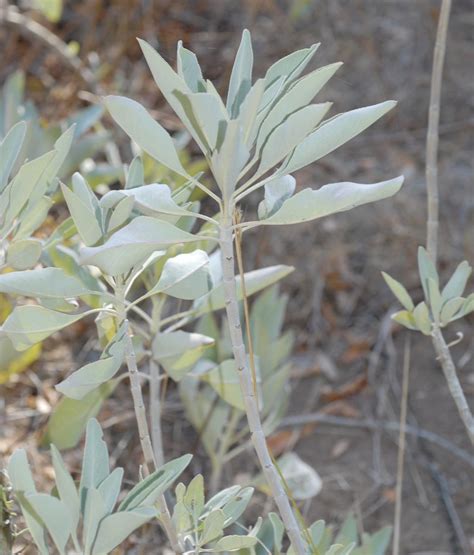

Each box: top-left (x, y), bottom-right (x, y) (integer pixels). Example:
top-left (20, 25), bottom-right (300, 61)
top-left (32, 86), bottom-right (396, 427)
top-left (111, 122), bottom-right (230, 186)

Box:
top-left (1, 0), bottom-right (473, 553)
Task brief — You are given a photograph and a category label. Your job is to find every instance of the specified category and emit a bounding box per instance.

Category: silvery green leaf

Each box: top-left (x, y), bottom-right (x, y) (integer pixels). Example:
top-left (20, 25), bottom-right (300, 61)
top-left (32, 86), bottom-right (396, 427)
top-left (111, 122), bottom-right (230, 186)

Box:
top-left (38, 125), bottom-right (75, 196)
top-left (42, 382), bottom-right (116, 450)
top-left (257, 62), bottom-right (343, 151)
top-left (221, 486), bottom-right (253, 526)
top-left (450, 293), bottom-right (474, 321)
top-left (82, 487), bottom-right (107, 553)
top-left (238, 78), bottom-right (265, 145)
top-left (91, 507), bottom-right (156, 555)
top-left (7, 450), bottom-right (48, 554)
top-left (138, 39), bottom-right (209, 152)
top-left (105, 95), bottom-right (188, 177)
top-left (280, 101), bottom-right (397, 175)
top-left (79, 418), bottom-right (109, 512)
top-left (55, 350), bottom-right (124, 400)
top-left (256, 76), bottom-right (286, 128)
top-left (264, 43), bottom-right (319, 89)
top-left (215, 534), bottom-right (258, 551)
top-left (61, 182), bottom-right (102, 246)
top-left (259, 177), bottom-right (404, 226)
top-left (440, 297), bottom-right (465, 326)
top-left (25, 493), bottom-right (72, 554)
top-left (14, 196), bottom-right (52, 239)
top-left (335, 514), bottom-right (358, 544)
top-left (273, 452), bottom-right (322, 500)
top-left (412, 302), bottom-right (432, 335)
top-left (194, 265), bottom-right (294, 315)
top-left (0, 150), bottom-right (55, 231)
top-left (102, 183), bottom-right (193, 220)
top-left (150, 250), bottom-right (211, 300)
top-left (200, 509), bottom-right (225, 545)
top-left (125, 155), bottom-right (145, 189)
top-left (152, 331), bottom-right (214, 381)
top-left (358, 527), bottom-right (392, 555)
top-left (0, 120), bottom-right (26, 191)
top-left (177, 41), bottom-right (205, 92)
top-left (427, 277), bottom-right (442, 322)
top-left (381, 272), bottom-right (414, 311)
top-left (258, 175), bottom-right (296, 220)
top-left (184, 92), bottom-right (229, 152)
top-left (119, 454), bottom-right (192, 511)
top-left (50, 445), bottom-right (80, 533)
top-left (442, 260), bottom-right (472, 301)
top-left (68, 104), bottom-right (104, 136)
top-left (391, 310), bottom-right (418, 331)
top-left (3, 305), bottom-right (90, 351)
top-left (0, 267), bottom-right (90, 298)
top-left (257, 103), bottom-right (332, 177)
top-left (184, 474), bottom-right (205, 519)
top-left (211, 119), bottom-right (250, 200)
top-left (269, 512), bottom-right (285, 553)
top-left (227, 29), bottom-right (253, 117)
top-left (98, 467), bottom-right (124, 514)
top-left (79, 216), bottom-right (199, 276)
top-left (417, 246), bottom-right (439, 301)
top-left (6, 238), bottom-right (42, 270)
top-left (72, 172), bottom-right (100, 215)
top-left (107, 195), bottom-right (134, 232)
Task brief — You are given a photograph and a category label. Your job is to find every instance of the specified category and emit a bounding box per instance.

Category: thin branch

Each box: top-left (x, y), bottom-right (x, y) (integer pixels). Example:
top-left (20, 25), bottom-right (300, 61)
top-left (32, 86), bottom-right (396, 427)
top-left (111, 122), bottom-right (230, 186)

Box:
top-left (150, 359), bottom-right (165, 467)
top-left (426, 0), bottom-right (452, 262)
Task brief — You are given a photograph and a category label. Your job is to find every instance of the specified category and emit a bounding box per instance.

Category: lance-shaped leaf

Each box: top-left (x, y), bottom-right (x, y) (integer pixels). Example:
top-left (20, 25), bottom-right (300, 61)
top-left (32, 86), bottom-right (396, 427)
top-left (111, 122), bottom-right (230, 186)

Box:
top-left (0, 120), bottom-right (26, 191)
top-left (227, 29), bottom-right (253, 117)
top-left (194, 265), bottom-right (294, 314)
top-left (98, 467), bottom-right (124, 515)
top-left (2, 305), bottom-right (91, 351)
top-left (101, 183), bottom-right (193, 220)
top-left (258, 177), bottom-right (404, 226)
top-left (125, 155), bottom-right (145, 189)
top-left (56, 352), bottom-right (124, 400)
top-left (256, 62), bottom-right (342, 151)
top-left (0, 267), bottom-right (91, 298)
top-left (79, 418), bottom-right (109, 512)
top-left (7, 450), bottom-right (48, 554)
top-left (14, 196), bottom-right (52, 239)
top-left (280, 101), bottom-right (397, 175)
top-left (177, 41), bottom-right (205, 92)
top-left (107, 195), bottom-right (134, 232)
top-left (148, 250), bottom-right (211, 300)
top-left (200, 509), bottom-right (225, 545)
top-left (80, 216), bottom-right (200, 275)
top-left (105, 95), bottom-right (188, 177)
top-left (91, 507), bottom-right (157, 555)
top-left (25, 493), bottom-right (72, 555)
top-left (6, 238), bottom-right (42, 270)
top-left (211, 119), bottom-right (250, 200)
top-left (138, 39), bottom-right (209, 153)
top-left (238, 78), bottom-right (265, 145)
top-left (61, 182), bottom-right (102, 246)
top-left (153, 331), bottom-right (214, 381)
top-left (442, 260), bottom-right (472, 301)
top-left (417, 246), bottom-right (439, 300)
top-left (412, 302), bottom-right (432, 335)
top-left (50, 445), bottom-right (80, 533)
top-left (215, 535), bottom-right (258, 551)
top-left (381, 272), bottom-right (414, 311)
top-left (264, 43), bottom-right (319, 89)
top-left (181, 92), bottom-right (228, 152)
top-left (119, 454), bottom-right (192, 511)
top-left (440, 297), bottom-right (465, 326)
top-left (257, 103), bottom-right (332, 177)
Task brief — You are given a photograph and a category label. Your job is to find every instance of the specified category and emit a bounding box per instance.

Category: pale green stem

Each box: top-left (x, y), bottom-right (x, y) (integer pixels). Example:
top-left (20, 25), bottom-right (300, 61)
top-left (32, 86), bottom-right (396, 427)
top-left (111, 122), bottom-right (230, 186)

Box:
top-left (219, 207), bottom-right (307, 554)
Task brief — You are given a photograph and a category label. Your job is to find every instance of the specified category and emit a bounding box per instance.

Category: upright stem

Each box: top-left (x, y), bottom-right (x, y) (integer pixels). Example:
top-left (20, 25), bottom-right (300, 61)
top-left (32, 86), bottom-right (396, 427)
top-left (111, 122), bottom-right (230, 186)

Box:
top-left (150, 359), bottom-right (165, 467)
top-left (426, 0), bottom-right (451, 263)
top-left (432, 326), bottom-right (474, 445)
top-left (424, 0), bottom-right (474, 446)
top-left (219, 211), bottom-right (307, 555)
top-left (116, 287), bottom-right (182, 553)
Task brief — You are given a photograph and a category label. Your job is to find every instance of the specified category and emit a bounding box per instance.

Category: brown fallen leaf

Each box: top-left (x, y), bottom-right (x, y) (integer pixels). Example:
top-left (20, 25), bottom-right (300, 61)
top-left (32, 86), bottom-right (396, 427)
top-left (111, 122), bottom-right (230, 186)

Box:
top-left (321, 373), bottom-right (368, 403)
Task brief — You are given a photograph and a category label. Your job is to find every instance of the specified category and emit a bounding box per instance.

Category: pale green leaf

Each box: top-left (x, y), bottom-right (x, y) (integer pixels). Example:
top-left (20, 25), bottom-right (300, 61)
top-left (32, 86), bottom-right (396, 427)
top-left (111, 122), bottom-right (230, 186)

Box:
top-left (238, 78), bottom-right (265, 146)
top-left (3, 305), bottom-right (89, 351)
top-left (79, 216), bottom-right (199, 276)
top-left (200, 509), bottom-right (225, 545)
top-left (280, 101), bottom-right (397, 175)
top-left (82, 487), bottom-right (107, 553)
top-left (215, 534), bottom-right (258, 551)
top-left (183, 92), bottom-right (228, 152)
top-left (13, 196), bottom-right (52, 239)
top-left (105, 95), bottom-right (187, 177)
top-left (50, 445), bottom-right (80, 532)
top-left (61, 182), bottom-right (102, 246)
top-left (264, 44), bottom-right (319, 88)
top-left (381, 272), bottom-right (414, 311)
top-left (91, 507), bottom-right (156, 555)
top-left (184, 474), bottom-right (205, 519)
top-left (119, 454), bottom-right (192, 511)
top-left (125, 155), bottom-right (145, 189)
top-left (107, 195), bottom-right (134, 232)
top-left (258, 175), bottom-right (296, 220)
top-left (412, 302), bottom-right (432, 335)
top-left (260, 177), bottom-right (403, 226)
top-left (440, 296), bottom-right (465, 326)
top-left (97, 467), bottom-right (124, 514)
top-left (417, 246), bottom-right (439, 300)
top-left (442, 260), bottom-right (472, 301)
top-left (152, 331), bottom-right (214, 381)
top-left (0, 267), bottom-right (91, 298)
top-left (427, 277), bottom-right (442, 322)
top-left (227, 29), bottom-right (253, 117)
top-left (177, 41), bottom-right (205, 92)
top-left (0, 120), bottom-right (26, 191)
top-left (6, 239), bottom-right (42, 270)
top-left (391, 310), bottom-right (418, 331)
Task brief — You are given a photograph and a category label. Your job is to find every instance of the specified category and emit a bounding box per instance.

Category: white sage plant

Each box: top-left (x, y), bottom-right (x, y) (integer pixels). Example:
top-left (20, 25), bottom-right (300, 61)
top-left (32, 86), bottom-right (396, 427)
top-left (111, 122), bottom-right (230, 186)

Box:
top-left (102, 29), bottom-right (404, 553)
